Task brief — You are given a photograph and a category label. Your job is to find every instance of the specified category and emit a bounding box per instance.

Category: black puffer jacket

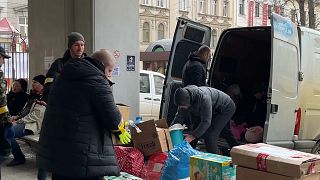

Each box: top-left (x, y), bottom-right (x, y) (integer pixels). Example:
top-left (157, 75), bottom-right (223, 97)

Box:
top-left (37, 57), bottom-right (121, 178)
top-left (182, 54), bottom-right (207, 87)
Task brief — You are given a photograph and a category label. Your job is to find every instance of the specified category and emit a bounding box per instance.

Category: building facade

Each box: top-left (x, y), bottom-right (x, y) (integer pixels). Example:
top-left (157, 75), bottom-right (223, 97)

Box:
top-left (139, 0), bottom-right (234, 73)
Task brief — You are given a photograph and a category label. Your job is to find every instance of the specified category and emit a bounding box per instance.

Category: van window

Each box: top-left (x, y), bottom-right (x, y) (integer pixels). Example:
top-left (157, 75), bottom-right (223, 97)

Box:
top-left (140, 73), bottom-right (150, 93)
top-left (154, 75), bottom-right (164, 95)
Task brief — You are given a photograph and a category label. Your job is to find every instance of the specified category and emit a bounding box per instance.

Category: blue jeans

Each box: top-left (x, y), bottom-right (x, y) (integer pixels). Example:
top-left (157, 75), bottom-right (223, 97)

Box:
top-left (10, 123), bottom-right (32, 161)
top-left (38, 168), bottom-right (47, 180)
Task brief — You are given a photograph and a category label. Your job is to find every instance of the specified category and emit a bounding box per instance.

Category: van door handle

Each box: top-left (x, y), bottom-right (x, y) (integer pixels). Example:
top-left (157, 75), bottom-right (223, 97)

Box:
top-left (153, 98), bottom-right (160, 101)
top-left (144, 97), bottom-right (152, 100)
top-left (271, 104), bottom-right (278, 114)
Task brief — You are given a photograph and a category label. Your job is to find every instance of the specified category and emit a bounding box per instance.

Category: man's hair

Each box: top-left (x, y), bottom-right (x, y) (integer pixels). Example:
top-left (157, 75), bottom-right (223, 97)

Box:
top-left (197, 45), bottom-right (210, 56)
top-left (91, 49), bottom-right (115, 67)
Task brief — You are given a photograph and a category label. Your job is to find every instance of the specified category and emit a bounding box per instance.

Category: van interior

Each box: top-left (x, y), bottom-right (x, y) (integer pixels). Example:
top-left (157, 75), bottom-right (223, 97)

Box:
top-left (209, 27), bottom-right (272, 143)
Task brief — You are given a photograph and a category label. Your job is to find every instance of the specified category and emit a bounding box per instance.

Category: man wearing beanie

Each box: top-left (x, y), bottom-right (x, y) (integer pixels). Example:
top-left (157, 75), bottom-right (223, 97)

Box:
top-left (43, 32), bottom-right (86, 102)
top-left (6, 75), bottom-right (46, 167)
top-left (172, 85), bottom-right (236, 154)
top-left (37, 49), bottom-right (127, 179)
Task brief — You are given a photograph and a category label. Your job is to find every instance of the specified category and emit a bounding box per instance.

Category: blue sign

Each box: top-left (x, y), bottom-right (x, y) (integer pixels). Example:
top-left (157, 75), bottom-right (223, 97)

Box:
top-left (273, 14), bottom-right (293, 39)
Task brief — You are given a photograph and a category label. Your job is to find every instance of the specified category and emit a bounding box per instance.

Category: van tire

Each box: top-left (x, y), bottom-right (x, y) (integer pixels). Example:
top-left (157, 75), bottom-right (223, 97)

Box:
top-left (311, 140), bottom-right (320, 154)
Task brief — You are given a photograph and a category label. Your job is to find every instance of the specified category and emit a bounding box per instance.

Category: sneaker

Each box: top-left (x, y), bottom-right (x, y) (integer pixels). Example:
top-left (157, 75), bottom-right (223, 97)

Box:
top-left (6, 158), bottom-right (26, 166)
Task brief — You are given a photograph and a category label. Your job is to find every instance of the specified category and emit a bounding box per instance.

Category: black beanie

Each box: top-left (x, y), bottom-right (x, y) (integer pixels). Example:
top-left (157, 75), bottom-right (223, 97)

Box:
top-left (174, 88), bottom-right (191, 106)
top-left (67, 32), bottom-right (85, 49)
top-left (16, 78), bottom-right (28, 92)
top-left (33, 75), bottom-right (46, 86)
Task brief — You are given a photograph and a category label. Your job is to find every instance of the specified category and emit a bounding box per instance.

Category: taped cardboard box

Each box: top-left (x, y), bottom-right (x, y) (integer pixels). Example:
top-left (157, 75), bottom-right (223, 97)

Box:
top-left (237, 166), bottom-right (320, 180)
top-left (190, 153), bottom-right (236, 180)
top-left (231, 143), bottom-right (320, 178)
top-left (130, 119), bottom-right (172, 156)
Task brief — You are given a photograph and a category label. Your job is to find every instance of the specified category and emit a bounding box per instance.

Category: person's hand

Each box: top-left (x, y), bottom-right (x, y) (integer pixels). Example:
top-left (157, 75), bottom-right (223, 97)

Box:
top-left (112, 121), bottom-right (131, 145)
top-left (36, 100), bottom-right (47, 106)
top-left (8, 116), bottom-right (16, 123)
top-left (185, 134), bottom-right (195, 143)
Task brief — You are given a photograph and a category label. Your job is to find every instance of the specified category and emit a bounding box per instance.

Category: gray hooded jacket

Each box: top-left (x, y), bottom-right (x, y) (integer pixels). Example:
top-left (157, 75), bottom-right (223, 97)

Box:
top-left (172, 85), bottom-right (233, 138)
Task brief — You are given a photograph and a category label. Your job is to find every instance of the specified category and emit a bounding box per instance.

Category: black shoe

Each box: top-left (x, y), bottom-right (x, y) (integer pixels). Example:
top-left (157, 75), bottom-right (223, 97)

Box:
top-left (6, 158), bottom-right (26, 166)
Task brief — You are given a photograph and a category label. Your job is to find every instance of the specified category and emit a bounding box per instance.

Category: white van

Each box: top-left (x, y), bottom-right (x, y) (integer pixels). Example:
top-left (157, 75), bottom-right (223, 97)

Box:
top-left (140, 70), bottom-right (165, 121)
top-left (160, 13), bottom-right (320, 153)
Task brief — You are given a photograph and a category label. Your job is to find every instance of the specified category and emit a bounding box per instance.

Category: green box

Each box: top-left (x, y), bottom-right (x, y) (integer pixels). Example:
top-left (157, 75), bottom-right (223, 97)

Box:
top-left (190, 153), bottom-right (236, 180)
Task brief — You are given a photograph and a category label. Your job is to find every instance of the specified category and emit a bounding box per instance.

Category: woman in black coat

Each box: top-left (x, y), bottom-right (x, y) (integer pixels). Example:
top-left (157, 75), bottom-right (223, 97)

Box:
top-left (7, 79), bottom-right (29, 116)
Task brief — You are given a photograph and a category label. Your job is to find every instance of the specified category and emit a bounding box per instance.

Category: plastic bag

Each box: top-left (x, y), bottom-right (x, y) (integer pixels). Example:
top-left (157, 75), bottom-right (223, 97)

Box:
top-left (114, 146), bottom-right (144, 177)
top-left (141, 152), bottom-right (167, 180)
top-left (161, 141), bottom-right (201, 180)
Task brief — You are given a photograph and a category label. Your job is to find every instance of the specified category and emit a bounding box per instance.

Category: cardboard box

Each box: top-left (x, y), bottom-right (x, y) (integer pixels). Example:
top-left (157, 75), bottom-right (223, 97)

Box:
top-left (190, 153), bottom-right (236, 180)
top-left (130, 119), bottom-right (172, 156)
top-left (231, 143), bottom-right (320, 178)
top-left (116, 104), bottom-right (130, 122)
top-left (237, 166), bottom-right (320, 180)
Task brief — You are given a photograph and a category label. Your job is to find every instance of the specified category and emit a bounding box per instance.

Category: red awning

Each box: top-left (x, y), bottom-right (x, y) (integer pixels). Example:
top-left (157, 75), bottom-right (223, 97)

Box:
top-left (140, 51), bottom-right (170, 61)
top-left (0, 17), bottom-right (19, 35)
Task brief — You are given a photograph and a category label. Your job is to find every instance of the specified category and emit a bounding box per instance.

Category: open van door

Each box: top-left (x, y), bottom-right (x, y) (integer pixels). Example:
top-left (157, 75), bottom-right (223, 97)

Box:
top-left (264, 13), bottom-right (300, 148)
top-left (160, 17), bottom-right (211, 125)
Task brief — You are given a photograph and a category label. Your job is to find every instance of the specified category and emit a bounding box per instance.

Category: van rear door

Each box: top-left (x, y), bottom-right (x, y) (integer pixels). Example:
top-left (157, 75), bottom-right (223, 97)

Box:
top-left (160, 17), bottom-right (211, 124)
top-left (264, 13), bottom-right (300, 148)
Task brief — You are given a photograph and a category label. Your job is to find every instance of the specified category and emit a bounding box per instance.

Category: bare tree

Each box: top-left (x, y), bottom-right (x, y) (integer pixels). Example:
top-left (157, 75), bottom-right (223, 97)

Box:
top-left (308, 0), bottom-right (315, 28)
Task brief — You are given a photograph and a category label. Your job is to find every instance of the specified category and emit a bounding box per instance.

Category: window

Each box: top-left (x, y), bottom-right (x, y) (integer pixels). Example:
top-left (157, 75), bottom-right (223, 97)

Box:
top-left (211, 29), bottom-right (217, 47)
top-left (154, 75), bottom-right (164, 95)
top-left (280, 6), bottom-right (284, 16)
top-left (157, 0), bottom-right (165, 7)
top-left (239, 0), bottom-right (245, 15)
top-left (158, 23), bottom-right (165, 40)
top-left (211, 0), bottom-right (217, 15)
top-left (255, 2), bottom-right (260, 17)
top-left (143, 0), bottom-right (148, 4)
top-left (180, 0), bottom-right (188, 10)
top-left (140, 73), bottom-right (150, 93)
top-left (19, 16), bottom-right (28, 36)
top-left (222, 0), bottom-right (228, 17)
top-left (143, 22), bottom-right (150, 42)
top-left (199, 0), bottom-right (205, 14)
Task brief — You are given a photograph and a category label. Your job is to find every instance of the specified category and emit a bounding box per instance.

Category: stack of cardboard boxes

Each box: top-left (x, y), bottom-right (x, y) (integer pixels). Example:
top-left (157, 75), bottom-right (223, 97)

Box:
top-left (231, 143), bottom-right (320, 180)
top-left (114, 104), bottom-right (173, 156)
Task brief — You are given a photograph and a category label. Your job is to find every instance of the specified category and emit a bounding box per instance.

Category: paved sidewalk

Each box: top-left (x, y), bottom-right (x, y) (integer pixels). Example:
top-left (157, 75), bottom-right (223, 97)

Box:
top-left (0, 141), bottom-right (51, 180)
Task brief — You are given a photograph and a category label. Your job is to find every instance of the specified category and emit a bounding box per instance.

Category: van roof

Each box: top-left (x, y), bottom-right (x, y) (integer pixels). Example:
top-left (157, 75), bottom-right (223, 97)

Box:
top-left (300, 27), bottom-right (320, 35)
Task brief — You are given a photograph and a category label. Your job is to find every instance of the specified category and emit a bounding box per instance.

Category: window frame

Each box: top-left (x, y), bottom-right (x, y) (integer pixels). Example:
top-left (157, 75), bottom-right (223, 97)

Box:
top-left (143, 22), bottom-right (150, 43)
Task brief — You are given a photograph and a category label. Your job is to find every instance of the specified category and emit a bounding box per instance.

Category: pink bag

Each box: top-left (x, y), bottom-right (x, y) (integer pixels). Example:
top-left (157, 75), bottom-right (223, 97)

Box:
top-left (230, 121), bottom-right (247, 140)
top-left (114, 146), bottom-right (144, 177)
top-left (141, 152), bottom-right (167, 180)
top-left (245, 126), bottom-right (264, 143)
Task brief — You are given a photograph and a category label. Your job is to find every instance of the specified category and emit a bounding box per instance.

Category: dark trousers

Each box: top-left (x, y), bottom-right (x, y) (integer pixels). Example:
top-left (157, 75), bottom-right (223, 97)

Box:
top-left (52, 174), bottom-right (102, 180)
top-left (191, 101), bottom-right (237, 154)
top-left (10, 123), bottom-right (32, 161)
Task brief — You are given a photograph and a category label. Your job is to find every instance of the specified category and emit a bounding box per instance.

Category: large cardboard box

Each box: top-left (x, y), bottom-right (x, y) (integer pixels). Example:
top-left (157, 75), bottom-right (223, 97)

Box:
top-left (130, 119), bottom-right (172, 156)
top-left (190, 153), bottom-right (236, 180)
top-left (237, 166), bottom-right (320, 180)
top-left (231, 143), bottom-right (320, 178)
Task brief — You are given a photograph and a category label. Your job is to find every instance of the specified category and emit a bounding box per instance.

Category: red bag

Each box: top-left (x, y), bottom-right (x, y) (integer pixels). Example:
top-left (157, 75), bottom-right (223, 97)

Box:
top-left (114, 146), bottom-right (144, 177)
top-left (141, 152), bottom-right (167, 180)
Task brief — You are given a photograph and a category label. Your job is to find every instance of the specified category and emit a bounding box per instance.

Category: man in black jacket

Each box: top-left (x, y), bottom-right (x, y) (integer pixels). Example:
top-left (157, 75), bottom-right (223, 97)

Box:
top-left (172, 86), bottom-right (235, 154)
top-left (42, 32), bottom-right (86, 102)
top-left (37, 49), bottom-right (125, 179)
top-left (182, 45), bottom-right (211, 87)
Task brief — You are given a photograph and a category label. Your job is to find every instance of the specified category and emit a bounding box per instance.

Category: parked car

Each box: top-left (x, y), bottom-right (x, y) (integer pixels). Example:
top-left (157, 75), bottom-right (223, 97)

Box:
top-left (139, 70), bottom-right (165, 121)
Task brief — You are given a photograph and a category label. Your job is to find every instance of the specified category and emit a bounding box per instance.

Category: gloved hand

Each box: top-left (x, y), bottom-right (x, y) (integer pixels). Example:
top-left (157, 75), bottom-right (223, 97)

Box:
top-left (112, 121), bottom-right (131, 144)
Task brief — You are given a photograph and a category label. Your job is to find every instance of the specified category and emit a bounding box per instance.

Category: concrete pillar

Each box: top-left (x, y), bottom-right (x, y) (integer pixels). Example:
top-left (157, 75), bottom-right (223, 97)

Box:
top-left (28, 0), bottom-right (139, 119)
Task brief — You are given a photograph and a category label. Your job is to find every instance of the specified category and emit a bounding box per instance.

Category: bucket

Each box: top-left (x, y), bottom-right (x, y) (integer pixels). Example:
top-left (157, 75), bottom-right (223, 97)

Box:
top-left (169, 124), bottom-right (185, 147)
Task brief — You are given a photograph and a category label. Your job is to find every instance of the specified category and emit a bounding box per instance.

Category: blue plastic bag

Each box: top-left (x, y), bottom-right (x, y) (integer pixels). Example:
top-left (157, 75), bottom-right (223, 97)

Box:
top-left (161, 141), bottom-right (201, 180)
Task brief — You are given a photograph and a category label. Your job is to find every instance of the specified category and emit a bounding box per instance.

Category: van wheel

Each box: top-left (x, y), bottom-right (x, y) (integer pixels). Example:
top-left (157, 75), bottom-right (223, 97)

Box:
top-left (311, 141), bottom-right (320, 154)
